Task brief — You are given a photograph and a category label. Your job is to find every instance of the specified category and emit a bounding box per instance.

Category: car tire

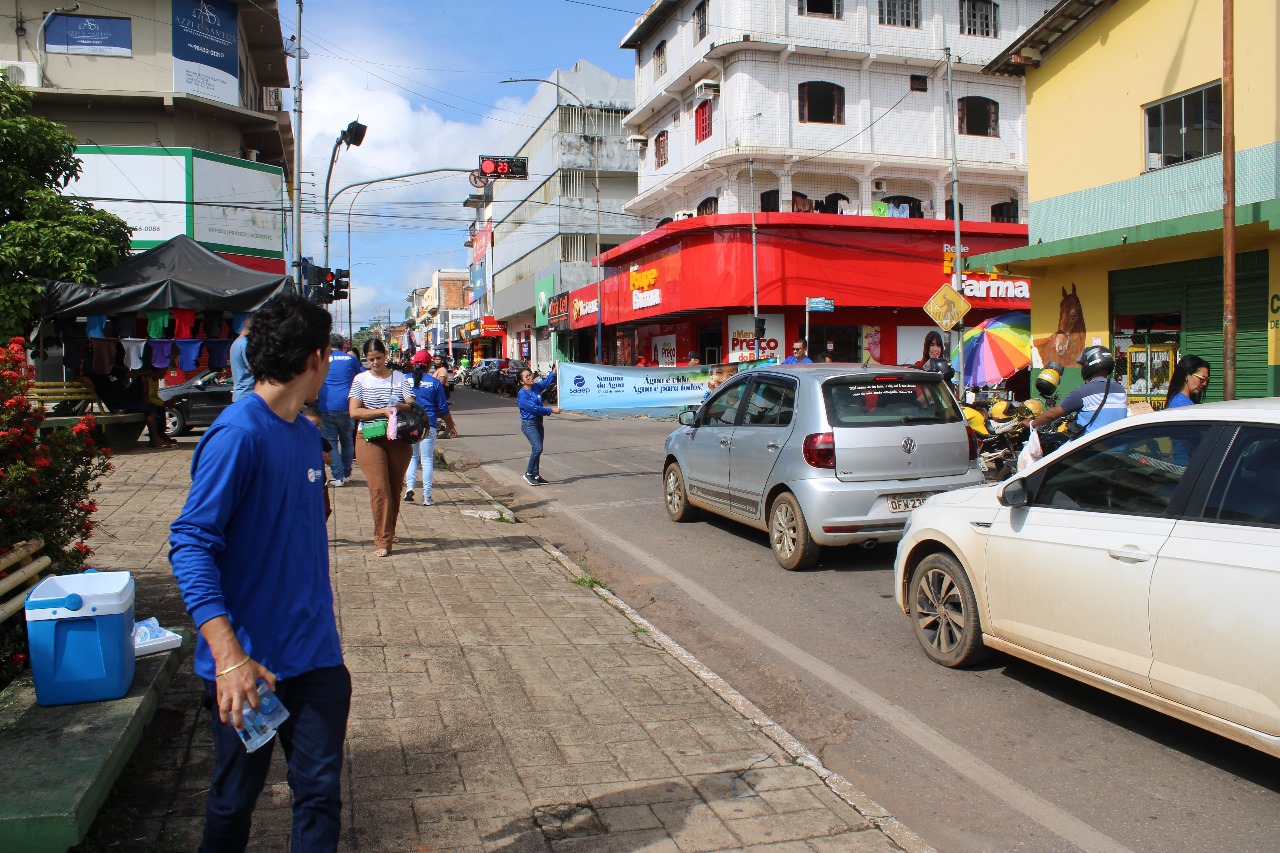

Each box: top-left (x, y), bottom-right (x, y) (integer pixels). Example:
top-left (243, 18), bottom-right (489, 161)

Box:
top-left (166, 407), bottom-right (188, 436)
top-left (769, 492), bottom-right (821, 571)
top-left (663, 462), bottom-right (700, 522)
top-left (908, 553), bottom-right (989, 667)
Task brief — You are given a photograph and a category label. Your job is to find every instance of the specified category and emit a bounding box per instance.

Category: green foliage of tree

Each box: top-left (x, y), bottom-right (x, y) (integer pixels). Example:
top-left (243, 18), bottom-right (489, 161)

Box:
top-left (0, 77), bottom-right (132, 338)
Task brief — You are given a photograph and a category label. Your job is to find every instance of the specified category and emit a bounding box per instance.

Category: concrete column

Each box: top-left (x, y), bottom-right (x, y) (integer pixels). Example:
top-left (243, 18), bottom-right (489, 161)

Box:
top-left (932, 180), bottom-right (948, 220)
top-left (779, 172), bottom-right (794, 212)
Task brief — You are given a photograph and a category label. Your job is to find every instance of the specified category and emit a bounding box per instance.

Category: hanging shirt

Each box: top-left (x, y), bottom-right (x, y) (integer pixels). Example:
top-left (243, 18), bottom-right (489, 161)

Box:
top-left (204, 338), bottom-right (234, 370)
top-left (172, 308), bottom-right (196, 339)
top-left (148, 339), bottom-right (176, 370)
top-left (113, 312), bottom-right (138, 338)
top-left (146, 310), bottom-right (170, 338)
top-left (872, 201), bottom-right (889, 217)
top-left (120, 338), bottom-right (148, 370)
top-left (86, 315), bottom-right (109, 339)
top-left (175, 339), bottom-right (204, 371)
top-left (231, 312), bottom-right (252, 335)
top-left (90, 338), bottom-right (120, 374)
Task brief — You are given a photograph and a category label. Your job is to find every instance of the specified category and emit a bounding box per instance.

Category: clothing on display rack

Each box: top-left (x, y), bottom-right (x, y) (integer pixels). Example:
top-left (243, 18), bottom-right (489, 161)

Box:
top-left (872, 200), bottom-right (889, 217)
top-left (202, 310), bottom-right (224, 339)
top-left (204, 338), bottom-right (233, 370)
top-left (90, 338), bottom-right (120, 374)
top-left (175, 339), bottom-right (204, 371)
top-left (231, 312), bottom-right (251, 334)
top-left (86, 315), bottom-right (108, 339)
top-left (148, 339), bottom-right (175, 369)
top-left (113, 312), bottom-right (138, 338)
top-left (146, 310), bottom-right (170, 338)
top-left (121, 338), bottom-right (148, 370)
top-left (172, 308), bottom-right (196, 339)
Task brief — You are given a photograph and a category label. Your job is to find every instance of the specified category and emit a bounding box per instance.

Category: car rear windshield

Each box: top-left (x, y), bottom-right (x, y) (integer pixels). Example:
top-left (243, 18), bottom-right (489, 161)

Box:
top-left (822, 376), bottom-right (962, 427)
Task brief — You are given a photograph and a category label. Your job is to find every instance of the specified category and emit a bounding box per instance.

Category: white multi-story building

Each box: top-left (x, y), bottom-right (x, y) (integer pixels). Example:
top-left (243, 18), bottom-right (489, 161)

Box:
top-left (620, 0), bottom-right (1055, 225)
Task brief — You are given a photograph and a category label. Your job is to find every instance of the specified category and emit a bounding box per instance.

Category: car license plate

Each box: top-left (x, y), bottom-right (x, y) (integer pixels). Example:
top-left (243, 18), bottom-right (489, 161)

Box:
top-left (888, 492), bottom-right (936, 513)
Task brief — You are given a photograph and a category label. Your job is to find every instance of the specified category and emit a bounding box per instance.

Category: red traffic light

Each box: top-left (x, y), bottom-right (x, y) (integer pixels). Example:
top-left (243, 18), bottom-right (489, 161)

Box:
top-left (477, 156), bottom-right (528, 179)
top-left (324, 270), bottom-right (336, 284)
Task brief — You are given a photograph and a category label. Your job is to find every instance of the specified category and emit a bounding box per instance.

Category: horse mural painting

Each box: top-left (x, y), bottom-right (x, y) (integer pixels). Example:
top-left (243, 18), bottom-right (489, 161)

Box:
top-left (1034, 284), bottom-right (1086, 367)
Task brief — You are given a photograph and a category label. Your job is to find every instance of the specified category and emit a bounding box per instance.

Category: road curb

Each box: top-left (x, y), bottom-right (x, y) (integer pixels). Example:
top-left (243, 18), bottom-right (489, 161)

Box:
top-left (442, 452), bottom-right (935, 853)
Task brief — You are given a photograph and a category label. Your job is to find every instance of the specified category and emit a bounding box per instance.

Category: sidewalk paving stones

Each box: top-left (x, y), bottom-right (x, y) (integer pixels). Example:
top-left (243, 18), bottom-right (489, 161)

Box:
top-left (78, 442), bottom-right (930, 852)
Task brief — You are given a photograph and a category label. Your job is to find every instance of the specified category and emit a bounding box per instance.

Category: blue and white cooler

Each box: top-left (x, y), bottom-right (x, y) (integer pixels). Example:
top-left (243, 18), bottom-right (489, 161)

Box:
top-left (24, 571), bottom-right (136, 706)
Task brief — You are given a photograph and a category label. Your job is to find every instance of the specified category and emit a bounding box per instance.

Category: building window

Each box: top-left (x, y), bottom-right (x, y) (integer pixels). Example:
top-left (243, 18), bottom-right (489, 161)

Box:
top-left (959, 1), bottom-right (999, 37)
top-left (695, 100), bottom-right (713, 143)
top-left (799, 0), bottom-right (843, 18)
top-left (958, 96), bottom-right (999, 137)
top-left (654, 40), bottom-right (667, 76)
top-left (697, 196), bottom-right (719, 216)
top-left (945, 198), bottom-right (964, 220)
top-left (991, 199), bottom-right (1019, 223)
top-left (694, 1), bottom-right (708, 41)
top-left (910, 74), bottom-right (929, 92)
top-left (879, 0), bottom-right (920, 28)
top-left (654, 131), bottom-right (669, 168)
top-left (882, 195), bottom-right (924, 218)
top-left (760, 189), bottom-right (780, 213)
top-left (1145, 82), bottom-right (1222, 170)
top-left (798, 81), bottom-right (845, 124)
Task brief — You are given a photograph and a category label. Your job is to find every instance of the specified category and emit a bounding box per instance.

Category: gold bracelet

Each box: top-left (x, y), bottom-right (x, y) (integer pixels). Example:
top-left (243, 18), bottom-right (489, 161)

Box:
top-left (215, 656), bottom-right (252, 678)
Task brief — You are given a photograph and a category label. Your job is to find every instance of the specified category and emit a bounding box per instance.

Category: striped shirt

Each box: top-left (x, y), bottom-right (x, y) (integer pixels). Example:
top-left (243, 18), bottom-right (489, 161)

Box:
top-left (349, 370), bottom-right (403, 425)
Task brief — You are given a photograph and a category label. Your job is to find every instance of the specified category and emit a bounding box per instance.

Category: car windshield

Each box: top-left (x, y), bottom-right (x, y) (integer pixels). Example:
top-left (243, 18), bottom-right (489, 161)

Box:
top-left (822, 375), bottom-right (961, 427)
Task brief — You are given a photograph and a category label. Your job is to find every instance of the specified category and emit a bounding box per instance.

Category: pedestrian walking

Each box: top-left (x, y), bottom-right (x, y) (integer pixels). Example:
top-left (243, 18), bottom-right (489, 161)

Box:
top-left (403, 350), bottom-right (447, 506)
top-left (782, 340), bottom-right (813, 364)
top-left (1165, 355), bottom-right (1210, 408)
top-left (229, 316), bottom-right (254, 402)
top-left (349, 338), bottom-right (412, 557)
top-left (169, 294), bottom-right (351, 853)
top-left (518, 363), bottom-right (558, 486)
top-left (433, 357), bottom-right (459, 436)
top-left (318, 333), bottom-right (363, 486)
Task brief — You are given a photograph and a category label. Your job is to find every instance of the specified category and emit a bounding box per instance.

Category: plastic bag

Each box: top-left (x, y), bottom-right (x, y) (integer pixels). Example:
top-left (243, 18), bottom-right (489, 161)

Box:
top-left (1017, 428), bottom-right (1043, 472)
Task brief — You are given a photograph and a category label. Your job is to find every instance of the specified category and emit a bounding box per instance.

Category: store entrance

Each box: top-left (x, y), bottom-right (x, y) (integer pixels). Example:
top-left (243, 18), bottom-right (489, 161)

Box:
top-left (806, 324), bottom-right (862, 363)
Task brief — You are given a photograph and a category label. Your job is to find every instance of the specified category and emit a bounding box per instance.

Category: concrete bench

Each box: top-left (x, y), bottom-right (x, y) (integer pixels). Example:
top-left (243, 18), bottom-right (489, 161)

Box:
top-left (0, 631), bottom-right (190, 852)
top-left (30, 381), bottom-right (145, 449)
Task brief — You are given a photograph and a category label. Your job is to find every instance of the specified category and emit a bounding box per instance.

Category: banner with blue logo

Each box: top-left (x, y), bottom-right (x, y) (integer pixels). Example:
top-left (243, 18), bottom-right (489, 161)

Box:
top-left (558, 359), bottom-right (776, 410)
top-left (172, 0), bottom-right (239, 106)
top-left (46, 15), bottom-right (133, 56)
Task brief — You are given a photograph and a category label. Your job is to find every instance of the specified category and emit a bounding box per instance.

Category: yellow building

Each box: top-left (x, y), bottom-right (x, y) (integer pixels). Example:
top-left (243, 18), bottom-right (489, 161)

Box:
top-left (969, 0), bottom-right (1280, 404)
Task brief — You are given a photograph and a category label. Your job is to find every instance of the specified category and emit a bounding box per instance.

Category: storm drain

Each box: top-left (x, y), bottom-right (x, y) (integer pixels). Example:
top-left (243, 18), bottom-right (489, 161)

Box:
top-left (533, 803), bottom-right (607, 840)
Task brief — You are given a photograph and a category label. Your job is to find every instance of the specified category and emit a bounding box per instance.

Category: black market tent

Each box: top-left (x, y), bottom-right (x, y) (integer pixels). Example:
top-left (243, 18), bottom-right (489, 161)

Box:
top-left (38, 235), bottom-right (296, 319)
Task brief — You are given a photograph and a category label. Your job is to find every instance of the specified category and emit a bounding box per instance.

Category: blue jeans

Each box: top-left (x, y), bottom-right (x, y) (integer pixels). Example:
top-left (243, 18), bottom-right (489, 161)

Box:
top-left (199, 665), bottom-right (352, 853)
top-left (521, 418), bottom-right (544, 477)
top-left (405, 432), bottom-right (436, 497)
top-left (319, 411), bottom-right (355, 481)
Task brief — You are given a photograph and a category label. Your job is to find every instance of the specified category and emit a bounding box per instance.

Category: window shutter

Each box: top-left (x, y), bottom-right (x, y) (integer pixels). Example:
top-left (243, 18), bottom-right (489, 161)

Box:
top-left (835, 0), bottom-right (844, 18)
top-left (957, 99), bottom-right (967, 135)
top-left (834, 84), bottom-right (845, 124)
top-left (987, 99), bottom-right (999, 137)
top-left (798, 0), bottom-right (807, 14)
top-left (798, 82), bottom-right (808, 123)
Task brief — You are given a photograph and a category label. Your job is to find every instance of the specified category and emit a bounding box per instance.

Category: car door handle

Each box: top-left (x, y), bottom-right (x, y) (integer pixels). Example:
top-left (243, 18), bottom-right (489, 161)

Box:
top-left (766, 441), bottom-right (781, 450)
top-left (1108, 546), bottom-right (1153, 563)
top-left (719, 437), bottom-right (731, 446)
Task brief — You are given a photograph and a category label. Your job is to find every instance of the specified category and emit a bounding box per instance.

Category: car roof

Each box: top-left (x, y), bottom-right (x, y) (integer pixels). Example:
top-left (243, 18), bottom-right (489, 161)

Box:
top-left (748, 364), bottom-right (941, 382)
top-left (1126, 396), bottom-right (1280, 426)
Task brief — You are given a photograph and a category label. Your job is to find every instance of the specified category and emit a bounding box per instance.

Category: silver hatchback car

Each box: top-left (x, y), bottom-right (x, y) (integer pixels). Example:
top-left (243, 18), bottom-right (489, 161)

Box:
top-left (663, 365), bottom-right (983, 569)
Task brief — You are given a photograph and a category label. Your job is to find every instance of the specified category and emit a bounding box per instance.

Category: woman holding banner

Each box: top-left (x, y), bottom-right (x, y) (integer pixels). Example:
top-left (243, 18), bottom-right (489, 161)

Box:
top-left (518, 363), bottom-right (559, 487)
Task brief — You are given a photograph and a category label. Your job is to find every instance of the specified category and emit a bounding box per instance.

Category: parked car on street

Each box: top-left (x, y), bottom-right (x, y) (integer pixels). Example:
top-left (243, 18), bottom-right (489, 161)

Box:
top-left (158, 370), bottom-right (234, 435)
top-left (894, 399), bottom-right (1280, 758)
top-left (497, 358), bottom-right (529, 396)
top-left (470, 358), bottom-right (504, 392)
top-left (663, 365), bottom-right (983, 570)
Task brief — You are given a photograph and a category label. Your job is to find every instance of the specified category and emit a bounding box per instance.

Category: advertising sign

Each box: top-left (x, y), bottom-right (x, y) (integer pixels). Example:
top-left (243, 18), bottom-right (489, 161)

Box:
top-left (726, 313), bottom-right (784, 363)
top-left (46, 14), bottom-right (132, 56)
top-left (558, 359), bottom-right (776, 411)
top-left (651, 334), bottom-right (677, 366)
top-left (172, 0), bottom-right (239, 106)
top-left (67, 148), bottom-right (188, 247)
top-left (548, 291), bottom-right (572, 330)
top-left (192, 152), bottom-right (284, 259)
top-left (534, 275), bottom-right (555, 327)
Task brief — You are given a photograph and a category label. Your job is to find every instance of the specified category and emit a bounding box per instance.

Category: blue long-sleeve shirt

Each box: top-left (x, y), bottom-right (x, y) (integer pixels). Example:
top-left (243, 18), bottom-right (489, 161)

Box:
top-left (169, 394), bottom-right (342, 681)
top-left (518, 370), bottom-right (555, 419)
top-left (401, 372), bottom-right (449, 429)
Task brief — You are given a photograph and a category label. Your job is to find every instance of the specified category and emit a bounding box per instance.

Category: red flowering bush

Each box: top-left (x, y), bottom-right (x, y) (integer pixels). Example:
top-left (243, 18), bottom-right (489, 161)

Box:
top-left (0, 336), bottom-right (112, 686)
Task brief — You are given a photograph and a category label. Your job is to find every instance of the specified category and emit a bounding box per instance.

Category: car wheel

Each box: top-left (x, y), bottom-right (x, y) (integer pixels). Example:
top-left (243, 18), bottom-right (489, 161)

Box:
top-left (908, 553), bottom-right (988, 667)
top-left (769, 492), bottom-right (821, 571)
top-left (166, 407), bottom-right (188, 436)
top-left (663, 462), bottom-right (700, 522)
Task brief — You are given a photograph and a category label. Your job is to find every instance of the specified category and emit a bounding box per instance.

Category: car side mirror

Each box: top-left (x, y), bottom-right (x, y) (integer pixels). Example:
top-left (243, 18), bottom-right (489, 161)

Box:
top-left (678, 410), bottom-right (696, 426)
top-left (998, 478), bottom-right (1029, 508)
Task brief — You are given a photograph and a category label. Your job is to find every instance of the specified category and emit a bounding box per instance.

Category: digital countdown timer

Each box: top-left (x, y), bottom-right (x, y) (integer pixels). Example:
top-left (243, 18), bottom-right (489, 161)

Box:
top-left (477, 156), bottom-right (528, 179)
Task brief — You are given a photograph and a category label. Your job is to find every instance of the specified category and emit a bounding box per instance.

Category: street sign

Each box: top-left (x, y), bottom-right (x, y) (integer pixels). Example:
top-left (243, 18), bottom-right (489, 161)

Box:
top-left (924, 284), bottom-right (972, 332)
top-left (806, 297), bottom-right (835, 312)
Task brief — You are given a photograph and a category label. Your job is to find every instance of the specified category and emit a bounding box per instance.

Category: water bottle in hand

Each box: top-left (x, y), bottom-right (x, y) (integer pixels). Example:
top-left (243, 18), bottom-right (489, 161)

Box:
top-left (238, 680), bottom-right (290, 753)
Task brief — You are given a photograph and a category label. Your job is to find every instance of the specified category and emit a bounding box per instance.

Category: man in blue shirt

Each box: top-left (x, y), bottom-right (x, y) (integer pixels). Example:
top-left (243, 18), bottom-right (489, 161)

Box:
top-left (1032, 345), bottom-right (1128, 437)
top-left (317, 334), bottom-right (363, 486)
top-left (782, 340), bottom-right (813, 364)
top-left (229, 316), bottom-right (254, 401)
top-left (170, 294), bottom-right (349, 852)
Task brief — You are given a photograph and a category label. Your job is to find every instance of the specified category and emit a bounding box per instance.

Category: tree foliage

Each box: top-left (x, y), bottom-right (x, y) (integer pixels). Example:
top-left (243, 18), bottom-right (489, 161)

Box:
top-left (0, 77), bottom-right (132, 338)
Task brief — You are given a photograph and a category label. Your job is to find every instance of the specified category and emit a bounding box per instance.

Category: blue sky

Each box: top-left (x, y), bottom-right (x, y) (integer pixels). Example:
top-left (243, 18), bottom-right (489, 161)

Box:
top-left (289, 0), bottom-right (642, 334)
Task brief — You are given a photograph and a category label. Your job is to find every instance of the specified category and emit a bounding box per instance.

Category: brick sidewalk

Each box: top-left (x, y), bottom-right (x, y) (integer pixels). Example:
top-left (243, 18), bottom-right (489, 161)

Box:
top-left (86, 443), bottom-right (927, 852)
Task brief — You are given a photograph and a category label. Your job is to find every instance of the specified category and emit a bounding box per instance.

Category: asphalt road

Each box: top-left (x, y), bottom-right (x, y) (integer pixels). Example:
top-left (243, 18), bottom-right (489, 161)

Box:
top-left (437, 385), bottom-right (1280, 853)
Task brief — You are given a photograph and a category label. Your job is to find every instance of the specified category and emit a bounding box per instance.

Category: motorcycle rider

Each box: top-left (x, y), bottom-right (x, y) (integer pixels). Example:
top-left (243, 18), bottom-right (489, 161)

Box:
top-left (1031, 345), bottom-right (1127, 436)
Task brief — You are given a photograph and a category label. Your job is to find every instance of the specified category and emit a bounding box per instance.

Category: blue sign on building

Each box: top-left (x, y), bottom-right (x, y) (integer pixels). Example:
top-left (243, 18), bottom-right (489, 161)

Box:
top-left (171, 0), bottom-right (239, 106)
top-left (46, 15), bottom-right (133, 56)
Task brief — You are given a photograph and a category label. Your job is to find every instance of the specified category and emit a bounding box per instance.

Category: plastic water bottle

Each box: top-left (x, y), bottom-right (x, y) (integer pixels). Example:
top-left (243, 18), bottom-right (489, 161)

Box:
top-left (238, 680), bottom-right (290, 753)
top-left (132, 617), bottom-right (165, 643)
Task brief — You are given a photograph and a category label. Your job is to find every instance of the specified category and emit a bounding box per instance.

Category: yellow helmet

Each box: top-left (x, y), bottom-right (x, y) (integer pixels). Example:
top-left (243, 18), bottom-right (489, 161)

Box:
top-left (989, 400), bottom-right (1014, 421)
top-left (1019, 399), bottom-right (1045, 419)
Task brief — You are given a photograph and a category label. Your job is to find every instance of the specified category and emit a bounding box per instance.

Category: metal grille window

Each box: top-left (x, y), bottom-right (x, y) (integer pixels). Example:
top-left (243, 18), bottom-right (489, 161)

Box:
top-left (561, 234), bottom-right (595, 263)
top-left (654, 131), bottom-right (669, 168)
top-left (958, 96), bottom-right (999, 137)
top-left (799, 0), bottom-right (843, 18)
top-left (557, 105), bottom-right (626, 137)
top-left (655, 40), bottom-right (667, 76)
top-left (1145, 82), bottom-right (1222, 170)
top-left (798, 81), bottom-right (845, 124)
top-left (879, 0), bottom-right (920, 27)
top-left (697, 196), bottom-right (719, 216)
top-left (959, 0), bottom-right (999, 37)
top-left (695, 100), bottom-right (713, 143)
top-left (693, 1), bottom-right (708, 40)
top-left (558, 169), bottom-right (588, 199)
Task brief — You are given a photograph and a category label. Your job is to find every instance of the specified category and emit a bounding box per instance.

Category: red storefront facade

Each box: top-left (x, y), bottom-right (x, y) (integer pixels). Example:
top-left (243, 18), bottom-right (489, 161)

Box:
top-left (565, 214), bottom-right (1029, 367)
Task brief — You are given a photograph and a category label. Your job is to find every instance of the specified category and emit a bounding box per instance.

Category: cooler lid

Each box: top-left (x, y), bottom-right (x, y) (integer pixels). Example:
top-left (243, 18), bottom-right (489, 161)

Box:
top-left (25, 571), bottom-right (135, 621)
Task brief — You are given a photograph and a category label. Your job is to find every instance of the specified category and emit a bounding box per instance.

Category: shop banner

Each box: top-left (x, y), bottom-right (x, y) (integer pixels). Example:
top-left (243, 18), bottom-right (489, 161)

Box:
top-left (172, 0), bottom-right (239, 106)
top-left (558, 359), bottom-right (775, 410)
top-left (726, 313), bottom-right (784, 362)
top-left (47, 14), bottom-right (133, 56)
top-left (534, 275), bottom-right (555, 327)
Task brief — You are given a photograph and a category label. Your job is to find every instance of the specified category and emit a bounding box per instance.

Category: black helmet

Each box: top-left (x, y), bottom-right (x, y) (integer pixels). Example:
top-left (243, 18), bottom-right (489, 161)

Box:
top-left (394, 407), bottom-right (431, 443)
top-left (923, 357), bottom-right (955, 382)
top-left (1077, 346), bottom-right (1115, 380)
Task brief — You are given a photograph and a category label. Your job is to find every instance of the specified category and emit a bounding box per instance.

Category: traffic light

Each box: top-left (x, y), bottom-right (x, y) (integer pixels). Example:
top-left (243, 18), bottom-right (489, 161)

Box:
top-left (754, 316), bottom-right (767, 340)
top-left (477, 155), bottom-right (528, 180)
top-left (332, 268), bottom-right (350, 301)
top-left (320, 269), bottom-right (337, 303)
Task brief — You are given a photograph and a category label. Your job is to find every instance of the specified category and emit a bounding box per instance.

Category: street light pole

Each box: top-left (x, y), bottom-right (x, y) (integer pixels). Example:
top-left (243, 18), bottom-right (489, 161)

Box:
top-left (502, 76), bottom-right (603, 364)
top-left (322, 119), bottom-right (367, 270)
top-left (290, 0), bottom-right (304, 286)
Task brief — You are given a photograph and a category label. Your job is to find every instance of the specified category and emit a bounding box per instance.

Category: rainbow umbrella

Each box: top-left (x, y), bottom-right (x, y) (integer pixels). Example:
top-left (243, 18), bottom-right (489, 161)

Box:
top-left (950, 311), bottom-right (1031, 387)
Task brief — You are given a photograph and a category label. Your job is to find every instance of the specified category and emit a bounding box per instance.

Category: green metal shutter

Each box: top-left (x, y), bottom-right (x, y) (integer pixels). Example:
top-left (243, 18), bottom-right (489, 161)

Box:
top-left (1182, 272), bottom-right (1268, 402)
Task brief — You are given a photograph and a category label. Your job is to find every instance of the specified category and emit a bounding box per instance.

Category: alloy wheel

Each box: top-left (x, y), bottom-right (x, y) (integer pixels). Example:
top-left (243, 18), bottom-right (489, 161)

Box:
top-left (771, 502), bottom-right (798, 560)
top-left (915, 568), bottom-right (966, 655)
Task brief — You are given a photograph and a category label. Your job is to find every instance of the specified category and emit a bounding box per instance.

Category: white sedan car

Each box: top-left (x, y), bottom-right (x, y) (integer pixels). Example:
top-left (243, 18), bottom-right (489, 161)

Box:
top-left (894, 399), bottom-right (1280, 757)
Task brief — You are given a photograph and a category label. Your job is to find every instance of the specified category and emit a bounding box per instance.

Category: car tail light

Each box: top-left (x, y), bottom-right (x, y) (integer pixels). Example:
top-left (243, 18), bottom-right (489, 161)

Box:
top-left (802, 433), bottom-right (835, 469)
top-left (966, 427), bottom-right (979, 461)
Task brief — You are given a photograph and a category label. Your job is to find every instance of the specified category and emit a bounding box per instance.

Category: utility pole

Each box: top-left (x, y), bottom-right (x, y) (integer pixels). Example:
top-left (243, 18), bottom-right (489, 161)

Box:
top-left (945, 47), bottom-right (966, 398)
top-left (290, 0), bottom-right (303, 286)
top-left (1222, 0), bottom-right (1237, 399)
top-left (749, 158), bottom-right (760, 359)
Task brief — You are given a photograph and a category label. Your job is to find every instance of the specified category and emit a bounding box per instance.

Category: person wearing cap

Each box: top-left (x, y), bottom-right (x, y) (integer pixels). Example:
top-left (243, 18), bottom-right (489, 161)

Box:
top-left (317, 333), bottom-right (364, 486)
top-left (686, 352), bottom-right (701, 366)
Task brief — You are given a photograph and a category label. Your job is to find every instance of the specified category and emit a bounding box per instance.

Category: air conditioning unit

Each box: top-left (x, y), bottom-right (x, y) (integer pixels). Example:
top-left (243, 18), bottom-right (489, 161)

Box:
top-left (627, 134), bottom-right (648, 150)
top-left (262, 86), bottom-right (283, 111)
top-left (1, 61), bottom-right (41, 87)
top-left (693, 79), bottom-right (720, 99)
top-left (673, 209), bottom-right (696, 221)
top-left (871, 179), bottom-right (887, 194)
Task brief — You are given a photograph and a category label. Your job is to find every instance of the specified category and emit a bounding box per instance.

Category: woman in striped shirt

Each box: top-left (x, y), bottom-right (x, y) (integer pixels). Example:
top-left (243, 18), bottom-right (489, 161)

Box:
top-left (348, 339), bottom-right (413, 557)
